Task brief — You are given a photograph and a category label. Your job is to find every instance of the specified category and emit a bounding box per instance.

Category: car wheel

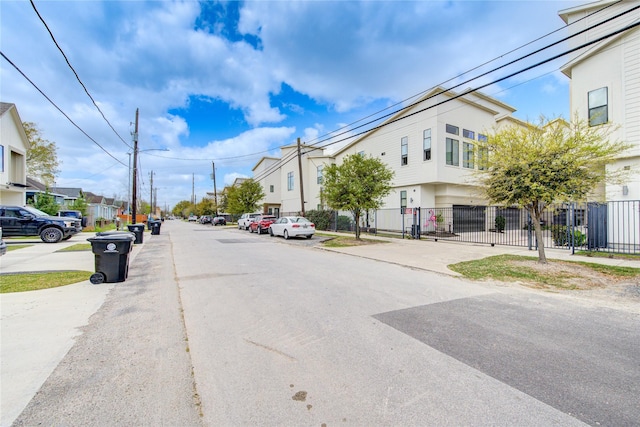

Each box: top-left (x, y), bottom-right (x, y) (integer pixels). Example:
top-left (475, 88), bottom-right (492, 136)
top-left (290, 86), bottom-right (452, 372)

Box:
top-left (238, 224), bottom-right (242, 230)
top-left (284, 229), bottom-right (289, 240)
top-left (40, 227), bottom-right (63, 243)
top-left (306, 234), bottom-right (313, 239)
top-left (269, 228), bottom-right (274, 237)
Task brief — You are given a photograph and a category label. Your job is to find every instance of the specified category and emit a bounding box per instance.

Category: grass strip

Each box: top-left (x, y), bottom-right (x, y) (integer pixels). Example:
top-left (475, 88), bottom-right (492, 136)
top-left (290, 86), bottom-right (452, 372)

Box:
top-left (0, 271), bottom-right (93, 293)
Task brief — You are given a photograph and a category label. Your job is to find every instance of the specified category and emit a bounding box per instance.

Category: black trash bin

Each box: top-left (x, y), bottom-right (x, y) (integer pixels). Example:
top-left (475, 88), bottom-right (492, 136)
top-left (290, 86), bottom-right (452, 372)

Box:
top-left (150, 220), bottom-right (161, 235)
top-left (87, 233), bottom-right (135, 284)
top-left (127, 224), bottom-right (145, 244)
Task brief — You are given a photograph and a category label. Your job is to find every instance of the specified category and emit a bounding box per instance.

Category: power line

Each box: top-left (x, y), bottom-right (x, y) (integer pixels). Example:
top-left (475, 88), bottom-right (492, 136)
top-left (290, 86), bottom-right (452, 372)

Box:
top-left (0, 50), bottom-right (127, 167)
top-left (29, 0), bottom-right (132, 150)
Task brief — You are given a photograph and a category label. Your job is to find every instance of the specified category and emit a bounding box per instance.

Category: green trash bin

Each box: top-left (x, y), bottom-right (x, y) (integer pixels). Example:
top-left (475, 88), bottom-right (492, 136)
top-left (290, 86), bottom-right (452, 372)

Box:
top-left (87, 233), bottom-right (135, 284)
top-left (127, 224), bottom-right (144, 244)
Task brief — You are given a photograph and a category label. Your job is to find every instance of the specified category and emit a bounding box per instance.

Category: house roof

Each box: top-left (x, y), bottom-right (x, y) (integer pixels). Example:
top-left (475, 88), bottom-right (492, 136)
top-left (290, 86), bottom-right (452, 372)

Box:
top-left (51, 187), bottom-right (83, 198)
top-left (84, 191), bottom-right (105, 204)
top-left (26, 177), bottom-right (48, 192)
top-left (0, 102), bottom-right (31, 150)
top-left (0, 102), bottom-right (13, 116)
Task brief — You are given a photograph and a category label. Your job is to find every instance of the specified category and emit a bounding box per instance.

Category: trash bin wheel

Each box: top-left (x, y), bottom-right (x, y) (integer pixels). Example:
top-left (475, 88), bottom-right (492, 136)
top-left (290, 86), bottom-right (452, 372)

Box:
top-left (90, 272), bottom-right (105, 285)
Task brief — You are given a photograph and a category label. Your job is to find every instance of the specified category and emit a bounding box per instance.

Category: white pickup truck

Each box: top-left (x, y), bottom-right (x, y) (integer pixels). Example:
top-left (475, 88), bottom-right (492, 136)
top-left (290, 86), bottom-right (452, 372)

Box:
top-left (237, 213), bottom-right (260, 230)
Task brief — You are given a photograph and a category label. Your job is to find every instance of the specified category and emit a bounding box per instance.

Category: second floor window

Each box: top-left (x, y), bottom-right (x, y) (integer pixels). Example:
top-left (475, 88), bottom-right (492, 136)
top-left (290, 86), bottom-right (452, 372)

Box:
top-left (401, 136), bottom-right (408, 165)
top-left (588, 87), bottom-right (608, 126)
top-left (463, 142), bottom-right (474, 169)
top-left (270, 185), bottom-right (274, 193)
top-left (287, 171), bottom-right (294, 191)
top-left (446, 124), bottom-right (459, 135)
top-left (317, 166), bottom-right (323, 184)
top-left (446, 138), bottom-right (459, 166)
top-left (477, 147), bottom-right (489, 170)
top-left (423, 129), bottom-right (431, 161)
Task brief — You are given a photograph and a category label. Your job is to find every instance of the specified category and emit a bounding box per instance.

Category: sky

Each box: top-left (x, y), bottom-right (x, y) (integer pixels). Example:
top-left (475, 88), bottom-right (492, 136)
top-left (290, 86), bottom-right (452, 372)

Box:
top-left (1, 0), bottom-right (584, 210)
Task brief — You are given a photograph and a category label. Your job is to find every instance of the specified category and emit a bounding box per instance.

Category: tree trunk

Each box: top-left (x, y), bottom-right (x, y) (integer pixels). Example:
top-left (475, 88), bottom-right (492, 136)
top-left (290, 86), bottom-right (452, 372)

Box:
top-left (528, 207), bottom-right (547, 264)
top-left (354, 212), bottom-right (361, 240)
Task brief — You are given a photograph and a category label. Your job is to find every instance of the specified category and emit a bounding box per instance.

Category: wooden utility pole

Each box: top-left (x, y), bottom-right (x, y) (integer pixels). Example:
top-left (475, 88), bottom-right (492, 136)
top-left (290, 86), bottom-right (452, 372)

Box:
top-left (212, 162), bottom-right (218, 215)
top-left (131, 108), bottom-right (139, 223)
top-left (297, 137), bottom-right (305, 216)
top-left (149, 170), bottom-right (154, 215)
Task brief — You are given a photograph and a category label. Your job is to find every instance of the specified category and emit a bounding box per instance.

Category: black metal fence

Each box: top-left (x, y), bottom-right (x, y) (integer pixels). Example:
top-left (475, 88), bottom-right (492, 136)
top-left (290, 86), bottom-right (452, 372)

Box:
top-left (309, 201), bottom-right (639, 255)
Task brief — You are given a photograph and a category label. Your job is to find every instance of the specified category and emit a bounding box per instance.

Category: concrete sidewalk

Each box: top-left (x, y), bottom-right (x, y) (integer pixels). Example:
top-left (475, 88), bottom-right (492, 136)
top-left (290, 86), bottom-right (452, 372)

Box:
top-left (0, 232), bottom-right (142, 427)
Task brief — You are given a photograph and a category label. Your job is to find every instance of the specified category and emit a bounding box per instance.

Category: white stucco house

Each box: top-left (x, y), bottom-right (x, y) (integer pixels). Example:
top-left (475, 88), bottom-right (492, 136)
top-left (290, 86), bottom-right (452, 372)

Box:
top-left (559, 0), bottom-right (640, 201)
top-left (0, 102), bottom-right (30, 205)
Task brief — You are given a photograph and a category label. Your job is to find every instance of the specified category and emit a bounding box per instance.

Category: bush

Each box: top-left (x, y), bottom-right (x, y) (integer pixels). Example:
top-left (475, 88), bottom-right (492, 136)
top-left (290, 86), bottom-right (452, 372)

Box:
top-left (495, 215), bottom-right (506, 233)
top-left (336, 215), bottom-right (353, 231)
top-left (305, 209), bottom-right (333, 231)
top-left (552, 225), bottom-right (586, 246)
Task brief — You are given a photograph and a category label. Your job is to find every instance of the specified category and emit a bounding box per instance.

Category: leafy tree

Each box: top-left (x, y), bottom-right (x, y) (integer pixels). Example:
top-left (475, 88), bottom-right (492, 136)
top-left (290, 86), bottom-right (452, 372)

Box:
top-left (68, 195), bottom-right (88, 216)
top-left (476, 115), bottom-right (630, 264)
top-left (323, 154), bottom-right (394, 239)
top-left (24, 122), bottom-right (60, 186)
top-left (172, 200), bottom-right (193, 218)
top-left (31, 189), bottom-right (59, 215)
top-left (196, 198), bottom-right (216, 216)
top-left (226, 179), bottom-right (265, 215)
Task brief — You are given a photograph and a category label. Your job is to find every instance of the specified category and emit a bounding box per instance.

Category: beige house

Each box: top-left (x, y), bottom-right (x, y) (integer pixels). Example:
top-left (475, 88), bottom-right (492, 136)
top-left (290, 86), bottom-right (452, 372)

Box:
top-left (559, 0), bottom-right (640, 201)
top-left (0, 103), bottom-right (30, 205)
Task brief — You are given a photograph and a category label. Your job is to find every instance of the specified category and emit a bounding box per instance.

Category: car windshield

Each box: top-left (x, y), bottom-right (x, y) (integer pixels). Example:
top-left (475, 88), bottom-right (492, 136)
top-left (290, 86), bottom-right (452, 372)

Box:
top-left (294, 217), bottom-right (311, 223)
top-left (23, 206), bottom-right (50, 217)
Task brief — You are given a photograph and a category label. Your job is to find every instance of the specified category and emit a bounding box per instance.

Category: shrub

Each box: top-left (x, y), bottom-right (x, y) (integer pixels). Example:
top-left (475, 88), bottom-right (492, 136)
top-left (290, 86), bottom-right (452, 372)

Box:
top-left (495, 215), bottom-right (506, 233)
top-left (551, 225), bottom-right (586, 246)
top-left (336, 215), bottom-right (353, 231)
top-left (305, 209), bottom-right (333, 231)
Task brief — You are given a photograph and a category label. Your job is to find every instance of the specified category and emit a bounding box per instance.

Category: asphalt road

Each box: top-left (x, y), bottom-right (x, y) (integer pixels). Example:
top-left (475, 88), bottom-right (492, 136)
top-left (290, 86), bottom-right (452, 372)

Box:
top-left (13, 220), bottom-right (640, 426)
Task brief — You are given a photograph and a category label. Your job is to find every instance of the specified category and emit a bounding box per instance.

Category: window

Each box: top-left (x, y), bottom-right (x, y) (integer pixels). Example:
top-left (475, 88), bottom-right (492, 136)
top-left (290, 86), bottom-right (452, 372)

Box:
top-left (423, 129), bottom-right (431, 161)
top-left (269, 185), bottom-right (274, 193)
top-left (478, 134), bottom-right (488, 142)
top-left (317, 166), bottom-right (323, 184)
top-left (463, 129), bottom-right (475, 140)
top-left (446, 138), bottom-right (459, 166)
top-left (287, 171), bottom-right (294, 191)
top-left (446, 124), bottom-right (459, 135)
top-left (463, 142), bottom-right (474, 169)
top-left (0, 145), bottom-right (4, 172)
top-left (588, 87), bottom-right (608, 126)
top-left (401, 136), bottom-right (408, 165)
top-left (478, 147), bottom-right (489, 170)
top-left (400, 190), bottom-right (407, 210)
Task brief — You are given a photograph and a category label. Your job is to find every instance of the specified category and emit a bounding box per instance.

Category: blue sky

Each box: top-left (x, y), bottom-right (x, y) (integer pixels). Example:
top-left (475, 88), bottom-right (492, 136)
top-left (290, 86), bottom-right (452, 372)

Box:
top-left (1, 0), bottom-right (582, 209)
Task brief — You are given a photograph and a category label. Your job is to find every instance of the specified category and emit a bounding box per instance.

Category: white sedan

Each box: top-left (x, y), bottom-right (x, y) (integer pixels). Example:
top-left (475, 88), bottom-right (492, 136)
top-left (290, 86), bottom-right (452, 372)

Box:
top-left (269, 216), bottom-right (315, 239)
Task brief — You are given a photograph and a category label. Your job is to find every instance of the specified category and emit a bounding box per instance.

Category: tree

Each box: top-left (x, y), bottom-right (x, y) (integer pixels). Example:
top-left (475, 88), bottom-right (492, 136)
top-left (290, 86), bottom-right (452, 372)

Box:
top-left (24, 122), bottom-right (60, 186)
top-left (226, 179), bottom-right (265, 215)
top-left (323, 154), bottom-right (394, 239)
top-left (195, 198), bottom-right (216, 216)
top-left (31, 189), bottom-right (59, 215)
top-left (172, 200), bottom-right (194, 218)
top-left (476, 115), bottom-right (630, 264)
top-left (68, 195), bottom-right (88, 216)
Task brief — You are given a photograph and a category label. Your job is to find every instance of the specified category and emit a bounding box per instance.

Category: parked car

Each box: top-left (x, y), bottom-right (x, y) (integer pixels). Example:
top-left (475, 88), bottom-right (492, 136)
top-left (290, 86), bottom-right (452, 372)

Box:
top-left (249, 215), bottom-right (277, 234)
top-left (269, 216), bottom-right (315, 239)
top-left (212, 216), bottom-right (227, 226)
top-left (199, 215), bottom-right (212, 224)
top-left (238, 213), bottom-right (260, 230)
top-left (188, 215), bottom-right (198, 222)
top-left (58, 209), bottom-right (87, 228)
top-left (0, 205), bottom-right (82, 243)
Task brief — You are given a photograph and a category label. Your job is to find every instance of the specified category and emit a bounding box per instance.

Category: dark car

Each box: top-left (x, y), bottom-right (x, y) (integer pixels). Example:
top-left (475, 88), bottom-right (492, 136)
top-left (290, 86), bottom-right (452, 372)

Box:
top-left (0, 226), bottom-right (6, 256)
top-left (212, 216), bottom-right (227, 226)
top-left (58, 209), bottom-right (87, 227)
top-left (0, 205), bottom-right (82, 243)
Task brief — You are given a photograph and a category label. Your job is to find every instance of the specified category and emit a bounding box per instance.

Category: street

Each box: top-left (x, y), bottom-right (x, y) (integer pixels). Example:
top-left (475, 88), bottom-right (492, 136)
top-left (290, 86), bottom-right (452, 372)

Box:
top-left (12, 220), bottom-right (640, 426)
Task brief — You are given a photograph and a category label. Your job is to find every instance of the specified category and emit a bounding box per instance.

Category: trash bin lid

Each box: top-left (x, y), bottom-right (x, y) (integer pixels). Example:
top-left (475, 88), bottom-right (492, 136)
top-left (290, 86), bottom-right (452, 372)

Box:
top-left (87, 233), bottom-right (135, 242)
top-left (96, 231), bottom-right (136, 237)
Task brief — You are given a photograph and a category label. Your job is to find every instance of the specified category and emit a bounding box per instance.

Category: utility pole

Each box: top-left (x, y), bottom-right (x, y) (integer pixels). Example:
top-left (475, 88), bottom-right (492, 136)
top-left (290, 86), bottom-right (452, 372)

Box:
top-left (212, 162), bottom-right (218, 215)
top-left (131, 108), bottom-right (139, 224)
top-left (191, 173), bottom-right (195, 205)
top-left (149, 170), bottom-right (154, 215)
top-left (153, 188), bottom-right (157, 216)
top-left (297, 137), bottom-right (305, 216)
